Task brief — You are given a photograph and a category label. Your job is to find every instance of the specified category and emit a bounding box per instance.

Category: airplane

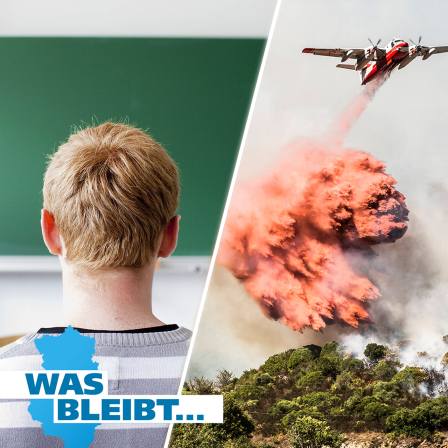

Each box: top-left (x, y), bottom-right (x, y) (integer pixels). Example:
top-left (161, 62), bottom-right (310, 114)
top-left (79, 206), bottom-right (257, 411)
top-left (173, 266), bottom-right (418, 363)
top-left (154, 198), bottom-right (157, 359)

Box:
top-left (302, 37), bottom-right (448, 85)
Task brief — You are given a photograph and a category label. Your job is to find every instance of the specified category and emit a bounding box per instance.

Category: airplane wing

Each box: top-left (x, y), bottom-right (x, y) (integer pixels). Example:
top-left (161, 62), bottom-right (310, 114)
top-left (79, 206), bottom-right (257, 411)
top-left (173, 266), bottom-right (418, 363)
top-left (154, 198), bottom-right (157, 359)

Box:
top-left (427, 46), bottom-right (448, 55)
top-left (302, 48), bottom-right (365, 59)
top-left (417, 45), bottom-right (448, 60)
top-left (399, 44), bottom-right (448, 69)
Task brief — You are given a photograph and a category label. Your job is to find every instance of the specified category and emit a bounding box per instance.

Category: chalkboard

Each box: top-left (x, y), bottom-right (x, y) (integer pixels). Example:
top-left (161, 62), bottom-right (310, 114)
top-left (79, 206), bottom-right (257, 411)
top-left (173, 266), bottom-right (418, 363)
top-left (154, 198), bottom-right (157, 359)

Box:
top-left (0, 38), bottom-right (264, 256)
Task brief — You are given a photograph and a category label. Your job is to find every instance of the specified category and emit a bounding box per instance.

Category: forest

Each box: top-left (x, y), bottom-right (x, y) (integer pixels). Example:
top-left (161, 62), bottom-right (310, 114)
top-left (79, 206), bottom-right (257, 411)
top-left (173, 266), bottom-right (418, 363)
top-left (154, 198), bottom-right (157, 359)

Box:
top-left (170, 339), bottom-right (448, 447)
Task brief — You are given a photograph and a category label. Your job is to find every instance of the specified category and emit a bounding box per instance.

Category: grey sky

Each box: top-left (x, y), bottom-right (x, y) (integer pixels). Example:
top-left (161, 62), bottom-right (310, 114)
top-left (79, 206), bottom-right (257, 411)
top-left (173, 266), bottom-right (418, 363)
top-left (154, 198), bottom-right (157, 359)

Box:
top-left (188, 0), bottom-right (448, 380)
top-left (241, 0), bottom-right (448, 188)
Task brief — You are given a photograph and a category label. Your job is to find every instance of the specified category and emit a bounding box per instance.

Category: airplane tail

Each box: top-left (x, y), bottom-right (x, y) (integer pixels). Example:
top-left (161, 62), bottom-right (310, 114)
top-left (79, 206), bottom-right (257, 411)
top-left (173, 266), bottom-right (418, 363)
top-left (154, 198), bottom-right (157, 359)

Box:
top-left (359, 68), bottom-right (367, 85)
top-left (336, 64), bottom-right (355, 70)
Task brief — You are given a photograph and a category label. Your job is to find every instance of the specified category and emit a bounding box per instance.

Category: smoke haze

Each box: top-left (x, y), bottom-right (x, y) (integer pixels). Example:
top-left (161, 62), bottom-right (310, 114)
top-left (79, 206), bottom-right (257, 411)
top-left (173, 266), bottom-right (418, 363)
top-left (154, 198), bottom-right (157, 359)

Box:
top-left (188, 82), bottom-right (410, 378)
top-left (186, 0), bottom-right (448, 380)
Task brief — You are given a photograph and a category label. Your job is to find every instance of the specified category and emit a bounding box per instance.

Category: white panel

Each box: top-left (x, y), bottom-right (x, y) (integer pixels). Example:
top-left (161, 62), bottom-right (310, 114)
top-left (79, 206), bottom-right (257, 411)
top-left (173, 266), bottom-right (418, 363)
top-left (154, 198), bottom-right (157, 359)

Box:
top-left (0, 256), bottom-right (210, 274)
top-left (0, 0), bottom-right (277, 37)
top-left (0, 257), bottom-right (209, 338)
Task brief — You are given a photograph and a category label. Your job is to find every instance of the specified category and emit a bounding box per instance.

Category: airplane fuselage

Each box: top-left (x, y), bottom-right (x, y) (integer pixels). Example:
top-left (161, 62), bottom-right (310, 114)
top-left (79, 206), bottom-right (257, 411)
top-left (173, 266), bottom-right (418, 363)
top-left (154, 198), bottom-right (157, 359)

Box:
top-left (303, 37), bottom-right (448, 85)
top-left (361, 39), bottom-right (409, 85)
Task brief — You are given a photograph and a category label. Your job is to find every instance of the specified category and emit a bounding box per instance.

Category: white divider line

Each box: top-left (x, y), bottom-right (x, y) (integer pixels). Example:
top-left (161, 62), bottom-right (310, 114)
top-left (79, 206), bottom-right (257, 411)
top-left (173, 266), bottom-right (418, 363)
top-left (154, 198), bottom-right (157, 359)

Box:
top-left (163, 0), bottom-right (283, 445)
